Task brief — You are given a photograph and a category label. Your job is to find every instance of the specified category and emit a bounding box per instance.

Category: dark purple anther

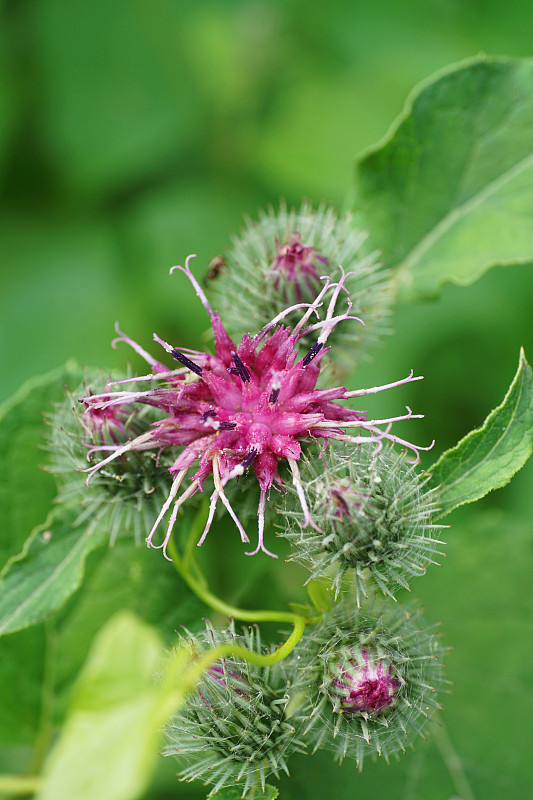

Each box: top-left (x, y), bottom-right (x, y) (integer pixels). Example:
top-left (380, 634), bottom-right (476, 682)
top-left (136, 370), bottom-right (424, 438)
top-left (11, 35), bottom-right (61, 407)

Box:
top-left (269, 386), bottom-right (280, 404)
top-left (230, 351), bottom-right (251, 383)
top-left (171, 349), bottom-right (203, 376)
top-left (219, 421), bottom-right (237, 430)
top-left (199, 409), bottom-right (217, 423)
top-left (301, 341), bottom-right (323, 367)
top-left (240, 448), bottom-right (258, 471)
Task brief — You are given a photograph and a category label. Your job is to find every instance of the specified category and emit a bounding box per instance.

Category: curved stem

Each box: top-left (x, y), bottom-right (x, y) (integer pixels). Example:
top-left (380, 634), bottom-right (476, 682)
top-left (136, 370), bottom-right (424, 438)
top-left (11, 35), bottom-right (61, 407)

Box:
top-left (167, 516), bottom-right (320, 667)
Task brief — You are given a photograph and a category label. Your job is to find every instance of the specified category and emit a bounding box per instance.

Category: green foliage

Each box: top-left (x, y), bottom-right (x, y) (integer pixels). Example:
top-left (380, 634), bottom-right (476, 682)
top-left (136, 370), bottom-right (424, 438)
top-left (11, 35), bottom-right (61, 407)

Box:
top-left (36, 612), bottom-right (178, 800)
top-left (2, 3), bottom-right (533, 796)
top-left (0, 510), bottom-right (105, 635)
top-left (34, 0), bottom-right (197, 196)
top-left (0, 361), bottom-right (83, 567)
top-left (429, 348), bottom-right (533, 518)
top-left (354, 56), bottom-right (533, 300)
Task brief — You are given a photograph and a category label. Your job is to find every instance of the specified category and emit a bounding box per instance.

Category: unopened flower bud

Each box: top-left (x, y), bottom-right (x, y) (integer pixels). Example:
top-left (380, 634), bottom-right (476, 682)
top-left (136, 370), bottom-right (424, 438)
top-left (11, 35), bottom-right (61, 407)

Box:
top-left (164, 621), bottom-right (307, 796)
top-left (46, 373), bottom-right (173, 545)
top-left (293, 596), bottom-right (447, 768)
top-left (279, 443), bottom-right (445, 603)
top-left (208, 201), bottom-right (392, 371)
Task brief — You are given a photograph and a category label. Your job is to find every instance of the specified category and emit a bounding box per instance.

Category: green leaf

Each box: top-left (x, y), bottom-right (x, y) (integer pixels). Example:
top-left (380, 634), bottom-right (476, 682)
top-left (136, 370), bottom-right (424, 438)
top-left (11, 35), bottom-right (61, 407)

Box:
top-left (211, 784), bottom-right (279, 800)
top-left (353, 56), bottom-right (533, 300)
top-left (0, 361), bottom-right (83, 569)
top-left (428, 348), bottom-right (533, 517)
top-left (0, 537), bottom-right (201, 746)
top-left (0, 511), bottom-right (106, 636)
top-left (36, 612), bottom-right (176, 800)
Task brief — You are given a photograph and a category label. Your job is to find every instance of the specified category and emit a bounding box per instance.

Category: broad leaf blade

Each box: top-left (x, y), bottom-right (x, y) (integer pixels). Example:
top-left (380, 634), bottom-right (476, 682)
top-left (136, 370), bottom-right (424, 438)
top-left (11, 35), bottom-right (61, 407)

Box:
top-left (0, 511), bottom-right (105, 636)
top-left (0, 360), bottom-right (83, 569)
top-left (36, 612), bottom-right (174, 800)
top-left (353, 56), bottom-right (533, 300)
top-left (428, 348), bottom-right (533, 517)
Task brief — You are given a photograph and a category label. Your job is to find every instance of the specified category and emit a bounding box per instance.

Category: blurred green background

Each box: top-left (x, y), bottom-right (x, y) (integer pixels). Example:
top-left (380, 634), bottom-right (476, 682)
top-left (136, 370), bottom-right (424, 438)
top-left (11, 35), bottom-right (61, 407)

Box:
top-left (1, 1), bottom-right (533, 798)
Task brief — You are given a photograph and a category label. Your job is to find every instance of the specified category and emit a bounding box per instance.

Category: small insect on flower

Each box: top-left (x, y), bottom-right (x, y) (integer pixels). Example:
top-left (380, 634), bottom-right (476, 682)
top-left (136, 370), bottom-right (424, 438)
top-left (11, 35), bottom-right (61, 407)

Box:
top-left (81, 255), bottom-right (432, 560)
top-left (293, 596), bottom-right (448, 770)
top-left (203, 255), bottom-right (227, 285)
top-left (163, 621), bottom-right (307, 797)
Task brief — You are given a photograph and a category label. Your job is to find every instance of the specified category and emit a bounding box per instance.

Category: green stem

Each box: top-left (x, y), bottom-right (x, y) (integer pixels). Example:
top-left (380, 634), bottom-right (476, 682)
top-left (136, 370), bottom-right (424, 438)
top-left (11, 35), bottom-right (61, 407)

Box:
top-left (167, 522), bottom-right (319, 667)
top-left (432, 718), bottom-right (475, 800)
top-left (0, 774), bottom-right (41, 796)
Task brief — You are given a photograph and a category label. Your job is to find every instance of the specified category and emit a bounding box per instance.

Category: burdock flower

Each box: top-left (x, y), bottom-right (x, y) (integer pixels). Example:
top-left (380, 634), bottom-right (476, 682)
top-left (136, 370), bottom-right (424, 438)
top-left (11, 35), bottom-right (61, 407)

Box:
top-left (271, 231), bottom-right (327, 302)
top-left (46, 373), bottom-right (173, 545)
top-left (208, 201), bottom-right (393, 370)
top-left (294, 596), bottom-right (447, 769)
top-left (163, 621), bottom-right (307, 796)
top-left (279, 443), bottom-right (445, 602)
top-left (329, 648), bottom-right (399, 715)
top-left (82, 255), bottom-right (431, 559)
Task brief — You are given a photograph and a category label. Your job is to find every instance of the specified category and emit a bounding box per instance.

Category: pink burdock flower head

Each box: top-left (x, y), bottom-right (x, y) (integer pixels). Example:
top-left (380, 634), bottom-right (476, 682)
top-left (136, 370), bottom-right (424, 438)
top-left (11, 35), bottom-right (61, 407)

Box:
top-left (81, 393), bottom-right (132, 444)
top-left (81, 255), bottom-right (431, 560)
top-left (272, 231), bottom-right (327, 302)
top-left (330, 648), bottom-right (399, 716)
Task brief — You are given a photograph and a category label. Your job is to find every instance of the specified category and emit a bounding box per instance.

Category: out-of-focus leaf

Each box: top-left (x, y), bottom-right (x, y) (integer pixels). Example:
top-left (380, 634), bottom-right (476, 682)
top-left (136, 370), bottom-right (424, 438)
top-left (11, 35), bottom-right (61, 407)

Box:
top-left (53, 539), bottom-right (202, 695)
top-left (353, 56), bottom-right (533, 300)
top-left (0, 537), bottom-right (201, 746)
top-left (0, 24), bottom-right (14, 181)
top-left (428, 348), bottom-right (533, 517)
top-left (0, 361), bottom-right (83, 568)
top-left (306, 580), bottom-right (332, 613)
top-left (34, 0), bottom-right (198, 196)
top-left (36, 612), bottom-right (176, 800)
top-left (0, 625), bottom-right (46, 745)
top-left (0, 511), bottom-right (105, 635)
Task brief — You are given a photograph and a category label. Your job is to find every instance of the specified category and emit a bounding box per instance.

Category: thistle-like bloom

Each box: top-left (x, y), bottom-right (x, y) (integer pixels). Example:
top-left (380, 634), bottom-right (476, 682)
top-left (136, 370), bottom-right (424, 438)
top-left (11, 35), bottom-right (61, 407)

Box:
top-left (279, 443), bottom-right (445, 602)
top-left (293, 596), bottom-right (447, 769)
top-left (163, 622), bottom-right (307, 796)
top-left (208, 201), bottom-right (393, 370)
top-left (82, 255), bottom-right (431, 559)
top-left (330, 648), bottom-right (399, 715)
top-left (46, 374), bottom-right (172, 545)
top-left (272, 231), bottom-right (326, 302)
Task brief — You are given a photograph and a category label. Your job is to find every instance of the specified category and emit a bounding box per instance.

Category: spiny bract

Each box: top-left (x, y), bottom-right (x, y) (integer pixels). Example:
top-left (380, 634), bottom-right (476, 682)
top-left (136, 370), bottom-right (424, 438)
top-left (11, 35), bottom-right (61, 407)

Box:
top-left (163, 621), bottom-right (307, 796)
top-left (278, 443), bottom-right (446, 603)
top-left (208, 200), bottom-right (393, 371)
top-left (46, 373), bottom-right (172, 545)
top-left (292, 595), bottom-right (447, 769)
